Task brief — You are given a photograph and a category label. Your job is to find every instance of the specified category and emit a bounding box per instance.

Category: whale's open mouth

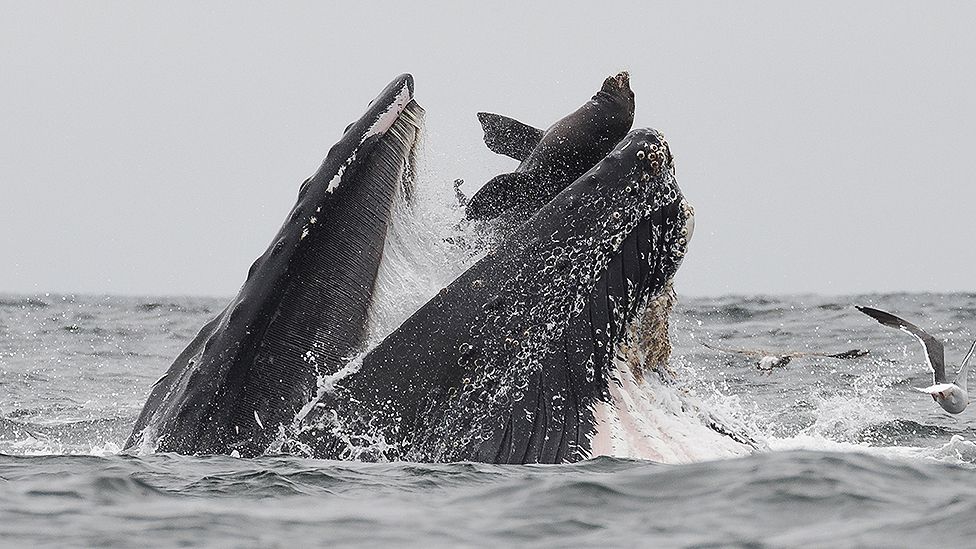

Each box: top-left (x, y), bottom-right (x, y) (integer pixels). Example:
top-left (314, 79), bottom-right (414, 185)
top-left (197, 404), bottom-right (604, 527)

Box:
top-left (293, 127), bottom-right (693, 464)
top-left (126, 73), bottom-right (696, 465)
top-left (126, 75), bottom-right (426, 457)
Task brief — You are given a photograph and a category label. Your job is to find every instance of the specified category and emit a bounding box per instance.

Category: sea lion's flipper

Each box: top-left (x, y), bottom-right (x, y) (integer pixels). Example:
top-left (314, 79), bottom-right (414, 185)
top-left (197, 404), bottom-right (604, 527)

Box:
top-left (464, 171), bottom-right (537, 221)
top-left (477, 112), bottom-right (544, 162)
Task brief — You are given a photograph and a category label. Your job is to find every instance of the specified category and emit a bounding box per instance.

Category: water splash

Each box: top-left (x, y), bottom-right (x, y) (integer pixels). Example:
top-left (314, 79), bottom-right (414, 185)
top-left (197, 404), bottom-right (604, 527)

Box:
top-left (364, 140), bottom-right (484, 347)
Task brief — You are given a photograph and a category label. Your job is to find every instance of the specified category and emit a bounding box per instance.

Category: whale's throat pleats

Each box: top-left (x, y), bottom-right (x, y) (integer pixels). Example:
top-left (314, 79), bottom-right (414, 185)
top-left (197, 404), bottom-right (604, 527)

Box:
top-left (216, 101), bottom-right (426, 454)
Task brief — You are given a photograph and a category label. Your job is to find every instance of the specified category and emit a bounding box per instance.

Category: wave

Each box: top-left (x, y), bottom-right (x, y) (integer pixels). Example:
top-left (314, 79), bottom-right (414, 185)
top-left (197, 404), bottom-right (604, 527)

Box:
top-left (1, 451), bottom-right (975, 546)
top-left (0, 296), bottom-right (51, 309)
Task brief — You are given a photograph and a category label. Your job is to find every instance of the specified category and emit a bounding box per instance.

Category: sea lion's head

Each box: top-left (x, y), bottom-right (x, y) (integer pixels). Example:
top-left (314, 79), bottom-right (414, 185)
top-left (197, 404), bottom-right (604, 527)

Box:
top-left (601, 71), bottom-right (631, 94)
top-left (597, 71), bottom-right (635, 120)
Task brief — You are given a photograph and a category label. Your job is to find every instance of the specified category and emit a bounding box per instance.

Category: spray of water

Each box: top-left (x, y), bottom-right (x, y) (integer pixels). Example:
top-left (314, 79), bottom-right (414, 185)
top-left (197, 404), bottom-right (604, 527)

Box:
top-left (364, 137), bottom-right (486, 347)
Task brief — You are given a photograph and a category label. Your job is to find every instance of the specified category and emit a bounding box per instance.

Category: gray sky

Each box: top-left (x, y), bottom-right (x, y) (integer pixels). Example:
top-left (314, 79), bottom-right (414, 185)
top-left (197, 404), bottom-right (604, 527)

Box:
top-left (2, 2), bottom-right (974, 297)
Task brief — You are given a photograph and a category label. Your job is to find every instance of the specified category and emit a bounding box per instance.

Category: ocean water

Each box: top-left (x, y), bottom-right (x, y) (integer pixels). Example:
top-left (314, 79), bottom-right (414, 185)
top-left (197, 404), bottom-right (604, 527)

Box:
top-left (3, 292), bottom-right (976, 547)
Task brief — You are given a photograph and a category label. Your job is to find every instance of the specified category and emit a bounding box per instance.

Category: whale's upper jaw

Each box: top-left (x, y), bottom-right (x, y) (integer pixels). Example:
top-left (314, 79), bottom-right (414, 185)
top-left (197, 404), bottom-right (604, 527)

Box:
top-left (576, 127), bottom-right (688, 267)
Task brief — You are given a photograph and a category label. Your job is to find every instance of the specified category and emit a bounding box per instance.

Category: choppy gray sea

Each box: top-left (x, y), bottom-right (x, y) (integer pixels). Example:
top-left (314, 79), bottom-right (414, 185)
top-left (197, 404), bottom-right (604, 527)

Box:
top-left (3, 292), bottom-right (976, 547)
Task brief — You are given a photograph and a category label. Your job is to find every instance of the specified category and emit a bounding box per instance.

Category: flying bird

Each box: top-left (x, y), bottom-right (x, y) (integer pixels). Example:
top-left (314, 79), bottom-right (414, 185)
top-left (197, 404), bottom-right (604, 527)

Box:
top-left (700, 341), bottom-right (868, 374)
top-left (856, 305), bottom-right (976, 414)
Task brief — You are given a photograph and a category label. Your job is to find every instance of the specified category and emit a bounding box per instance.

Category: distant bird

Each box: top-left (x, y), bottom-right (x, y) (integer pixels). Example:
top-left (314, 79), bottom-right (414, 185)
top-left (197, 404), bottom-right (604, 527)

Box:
top-left (856, 305), bottom-right (976, 414)
top-left (700, 341), bottom-right (869, 374)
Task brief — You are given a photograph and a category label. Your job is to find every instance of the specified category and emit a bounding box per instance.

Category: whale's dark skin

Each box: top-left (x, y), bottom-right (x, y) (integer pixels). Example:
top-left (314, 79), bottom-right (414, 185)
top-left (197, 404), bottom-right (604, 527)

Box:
top-left (298, 128), bottom-right (691, 464)
top-left (126, 74), bottom-right (425, 456)
top-left (464, 71), bottom-right (635, 226)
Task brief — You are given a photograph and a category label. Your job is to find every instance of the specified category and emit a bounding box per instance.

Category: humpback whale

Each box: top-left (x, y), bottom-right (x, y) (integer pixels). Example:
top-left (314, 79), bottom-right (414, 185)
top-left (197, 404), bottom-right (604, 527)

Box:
top-left (296, 128), bottom-right (694, 463)
top-left (465, 71), bottom-right (635, 226)
top-left (126, 74), bottom-right (425, 456)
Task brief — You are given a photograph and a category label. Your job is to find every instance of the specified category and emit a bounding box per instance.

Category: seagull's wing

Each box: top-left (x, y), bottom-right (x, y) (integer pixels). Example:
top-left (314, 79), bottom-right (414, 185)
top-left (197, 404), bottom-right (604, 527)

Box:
top-left (856, 305), bottom-right (946, 383)
top-left (700, 341), bottom-right (766, 357)
top-left (953, 338), bottom-right (976, 392)
top-left (787, 349), bottom-right (870, 359)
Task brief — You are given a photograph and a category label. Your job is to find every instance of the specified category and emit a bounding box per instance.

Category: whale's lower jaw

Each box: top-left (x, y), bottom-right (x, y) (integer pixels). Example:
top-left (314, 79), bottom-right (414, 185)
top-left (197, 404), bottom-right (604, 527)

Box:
top-left (125, 76), bottom-right (425, 456)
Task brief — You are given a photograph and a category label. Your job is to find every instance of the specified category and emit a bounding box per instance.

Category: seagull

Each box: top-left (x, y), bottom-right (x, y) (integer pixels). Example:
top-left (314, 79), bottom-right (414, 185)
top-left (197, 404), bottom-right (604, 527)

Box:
top-left (700, 341), bottom-right (869, 374)
top-left (856, 305), bottom-right (976, 414)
